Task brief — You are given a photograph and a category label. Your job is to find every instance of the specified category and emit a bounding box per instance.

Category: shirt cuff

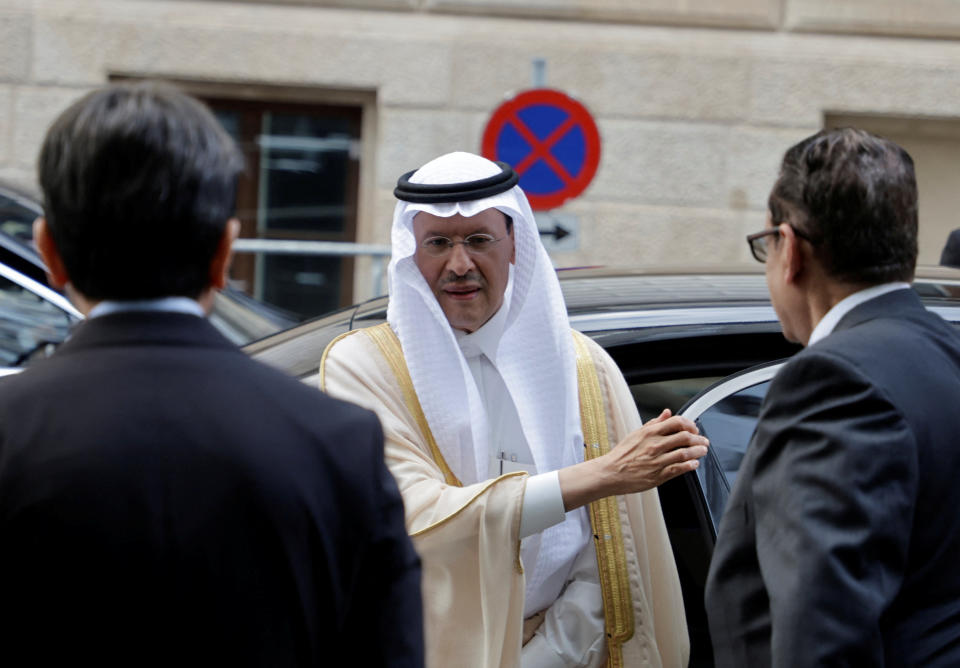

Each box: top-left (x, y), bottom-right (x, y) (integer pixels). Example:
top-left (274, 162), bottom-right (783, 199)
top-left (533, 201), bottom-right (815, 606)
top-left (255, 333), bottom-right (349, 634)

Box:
top-left (519, 471), bottom-right (566, 539)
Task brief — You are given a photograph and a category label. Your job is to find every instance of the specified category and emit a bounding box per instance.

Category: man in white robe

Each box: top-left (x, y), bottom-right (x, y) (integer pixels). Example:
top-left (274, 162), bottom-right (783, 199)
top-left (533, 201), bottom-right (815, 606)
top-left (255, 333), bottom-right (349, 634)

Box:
top-left (321, 152), bottom-right (707, 667)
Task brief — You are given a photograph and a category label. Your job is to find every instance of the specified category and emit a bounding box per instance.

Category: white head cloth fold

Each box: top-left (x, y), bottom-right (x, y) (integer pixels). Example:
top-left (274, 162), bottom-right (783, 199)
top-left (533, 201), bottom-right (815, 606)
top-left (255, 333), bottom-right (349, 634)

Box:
top-left (387, 151), bottom-right (588, 605)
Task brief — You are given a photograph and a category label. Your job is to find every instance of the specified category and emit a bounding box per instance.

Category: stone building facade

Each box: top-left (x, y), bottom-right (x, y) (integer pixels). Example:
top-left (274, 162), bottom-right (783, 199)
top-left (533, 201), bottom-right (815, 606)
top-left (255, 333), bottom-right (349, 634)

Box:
top-left (4, 0), bottom-right (960, 312)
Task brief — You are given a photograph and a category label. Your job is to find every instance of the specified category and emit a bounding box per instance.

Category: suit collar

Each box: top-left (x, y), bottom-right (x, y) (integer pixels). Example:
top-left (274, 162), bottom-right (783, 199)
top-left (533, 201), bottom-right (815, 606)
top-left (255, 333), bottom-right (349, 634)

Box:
top-left (833, 286), bottom-right (924, 334)
top-left (56, 310), bottom-right (237, 356)
top-left (807, 282), bottom-right (911, 345)
top-left (87, 296), bottom-right (205, 320)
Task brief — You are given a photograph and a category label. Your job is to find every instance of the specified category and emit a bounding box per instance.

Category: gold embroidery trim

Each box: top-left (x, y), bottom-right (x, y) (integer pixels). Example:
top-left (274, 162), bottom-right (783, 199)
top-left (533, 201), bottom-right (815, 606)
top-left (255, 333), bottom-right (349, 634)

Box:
top-left (363, 323), bottom-right (463, 488)
top-left (360, 324), bottom-right (524, 573)
top-left (410, 471), bottom-right (526, 539)
top-left (319, 329), bottom-right (362, 392)
top-left (320, 325), bottom-right (455, 487)
top-left (573, 331), bottom-right (634, 668)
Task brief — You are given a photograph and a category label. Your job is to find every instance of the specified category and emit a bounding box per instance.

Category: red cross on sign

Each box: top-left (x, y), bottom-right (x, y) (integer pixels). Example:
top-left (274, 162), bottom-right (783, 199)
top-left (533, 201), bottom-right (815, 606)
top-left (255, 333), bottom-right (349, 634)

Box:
top-left (481, 88), bottom-right (601, 210)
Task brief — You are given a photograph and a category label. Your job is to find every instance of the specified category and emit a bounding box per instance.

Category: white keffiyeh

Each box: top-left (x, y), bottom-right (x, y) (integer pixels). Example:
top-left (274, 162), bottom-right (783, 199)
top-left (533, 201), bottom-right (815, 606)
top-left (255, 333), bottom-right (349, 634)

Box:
top-left (386, 151), bottom-right (589, 608)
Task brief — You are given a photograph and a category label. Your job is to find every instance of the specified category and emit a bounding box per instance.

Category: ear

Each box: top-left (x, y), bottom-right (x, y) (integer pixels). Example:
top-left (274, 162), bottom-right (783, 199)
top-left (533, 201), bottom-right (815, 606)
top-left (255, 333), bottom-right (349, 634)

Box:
top-left (208, 218), bottom-right (241, 290)
top-left (33, 217), bottom-right (70, 289)
top-left (778, 223), bottom-right (805, 285)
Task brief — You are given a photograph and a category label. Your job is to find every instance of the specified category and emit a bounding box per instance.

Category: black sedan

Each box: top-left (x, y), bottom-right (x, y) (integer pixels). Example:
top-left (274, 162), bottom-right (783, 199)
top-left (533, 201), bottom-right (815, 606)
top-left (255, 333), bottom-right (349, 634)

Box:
top-left (244, 266), bottom-right (960, 666)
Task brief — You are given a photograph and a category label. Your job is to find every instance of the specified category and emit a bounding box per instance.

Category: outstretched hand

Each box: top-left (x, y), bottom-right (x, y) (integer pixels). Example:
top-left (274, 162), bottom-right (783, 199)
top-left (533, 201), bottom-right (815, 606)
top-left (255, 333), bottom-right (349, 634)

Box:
top-left (603, 408), bottom-right (709, 496)
top-left (558, 408), bottom-right (709, 512)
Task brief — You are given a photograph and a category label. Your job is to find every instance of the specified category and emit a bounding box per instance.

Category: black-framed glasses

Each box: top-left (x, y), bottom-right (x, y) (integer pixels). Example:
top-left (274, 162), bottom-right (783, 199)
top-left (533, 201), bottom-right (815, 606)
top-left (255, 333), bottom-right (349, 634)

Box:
top-left (746, 225), bottom-right (816, 263)
top-left (419, 233), bottom-right (506, 258)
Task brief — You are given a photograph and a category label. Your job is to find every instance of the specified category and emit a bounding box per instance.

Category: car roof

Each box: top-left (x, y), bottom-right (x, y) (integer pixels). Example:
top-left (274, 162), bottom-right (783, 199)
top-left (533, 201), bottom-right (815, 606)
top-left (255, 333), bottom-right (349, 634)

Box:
top-left (245, 265), bottom-right (960, 382)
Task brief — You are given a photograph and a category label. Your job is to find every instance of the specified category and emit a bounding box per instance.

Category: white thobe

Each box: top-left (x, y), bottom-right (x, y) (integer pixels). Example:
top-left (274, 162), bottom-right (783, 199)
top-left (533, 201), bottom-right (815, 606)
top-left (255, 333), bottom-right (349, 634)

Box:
top-left (455, 307), bottom-right (606, 667)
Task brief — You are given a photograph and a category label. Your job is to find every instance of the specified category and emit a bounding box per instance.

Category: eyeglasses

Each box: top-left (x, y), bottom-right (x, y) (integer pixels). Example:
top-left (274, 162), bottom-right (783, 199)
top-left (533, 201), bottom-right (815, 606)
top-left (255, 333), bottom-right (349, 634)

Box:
top-left (746, 225), bottom-right (817, 263)
top-left (419, 233), bottom-right (506, 258)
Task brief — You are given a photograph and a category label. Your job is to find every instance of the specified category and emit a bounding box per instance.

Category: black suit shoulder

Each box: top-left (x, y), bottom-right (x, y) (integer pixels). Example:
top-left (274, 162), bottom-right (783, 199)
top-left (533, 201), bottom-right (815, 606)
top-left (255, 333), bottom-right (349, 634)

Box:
top-left (0, 317), bottom-right (387, 517)
top-left (0, 312), bottom-right (423, 667)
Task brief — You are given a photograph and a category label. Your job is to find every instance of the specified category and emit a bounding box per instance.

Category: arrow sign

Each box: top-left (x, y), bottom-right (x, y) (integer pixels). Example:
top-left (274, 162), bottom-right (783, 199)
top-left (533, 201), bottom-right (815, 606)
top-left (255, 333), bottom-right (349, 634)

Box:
top-left (538, 224), bottom-right (571, 241)
top-left (534, 212), bottom-right (579, 252)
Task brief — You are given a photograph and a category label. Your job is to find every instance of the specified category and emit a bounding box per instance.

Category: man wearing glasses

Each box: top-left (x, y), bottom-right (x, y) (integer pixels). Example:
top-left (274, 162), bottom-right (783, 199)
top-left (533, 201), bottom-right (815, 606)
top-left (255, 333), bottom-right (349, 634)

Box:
top-left (706, 128), bottom-right (960, 666)
top-left (322, 151), bottom-right (706, 667)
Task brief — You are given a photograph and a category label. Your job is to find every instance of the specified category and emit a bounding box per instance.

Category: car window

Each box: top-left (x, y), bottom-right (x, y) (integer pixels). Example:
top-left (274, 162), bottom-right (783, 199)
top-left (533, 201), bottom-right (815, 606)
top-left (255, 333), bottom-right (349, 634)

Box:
top-left (630, 376), bottom-right (723, 423)
top-left (0, 274), bottom-right (73, 367)
top-left (692, 379), bottom-right (771, 531)
top-left (680, 314), bottom-right (960, 535)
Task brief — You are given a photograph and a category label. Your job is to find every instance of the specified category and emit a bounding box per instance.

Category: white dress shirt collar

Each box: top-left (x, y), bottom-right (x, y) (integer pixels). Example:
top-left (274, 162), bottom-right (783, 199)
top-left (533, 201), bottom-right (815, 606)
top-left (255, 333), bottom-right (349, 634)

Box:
top-left (87, 296), bottom-right (205, 320)
top-left (807, 282), bottom-right (911, 347)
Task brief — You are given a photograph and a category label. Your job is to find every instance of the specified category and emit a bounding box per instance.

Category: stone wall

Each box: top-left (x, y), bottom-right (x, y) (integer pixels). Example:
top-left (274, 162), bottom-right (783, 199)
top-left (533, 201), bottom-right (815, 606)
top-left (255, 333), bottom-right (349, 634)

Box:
top-left (5, 0), bottom-right (960, 298)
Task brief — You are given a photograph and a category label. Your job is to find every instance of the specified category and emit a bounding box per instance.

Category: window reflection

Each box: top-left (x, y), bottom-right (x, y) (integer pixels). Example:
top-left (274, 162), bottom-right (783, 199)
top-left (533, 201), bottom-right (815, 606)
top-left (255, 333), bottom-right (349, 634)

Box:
top-left (210, 101), bottom-right (361, 319)
top-left (695, 380), bottom-right (770, 530)
top-left (0, 275), bottom-right (73, 367)
top-left (631, 377), bottom-right (723, 423)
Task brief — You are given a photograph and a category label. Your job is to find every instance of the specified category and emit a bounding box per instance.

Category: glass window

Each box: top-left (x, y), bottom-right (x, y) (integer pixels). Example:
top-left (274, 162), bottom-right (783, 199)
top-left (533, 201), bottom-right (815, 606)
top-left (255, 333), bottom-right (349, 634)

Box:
top-left (693, 380), bottom-right (771, 530)
top-left (261, 254), bottom-right (345, 317)
top-left (0, 274), bottom-right (74, 368)
top-left (259, 112), bottom-right (357, 235)
top-left (631, 376), bottom-right (724, 423)
top-left (208, 99), bottom-right (361, 320)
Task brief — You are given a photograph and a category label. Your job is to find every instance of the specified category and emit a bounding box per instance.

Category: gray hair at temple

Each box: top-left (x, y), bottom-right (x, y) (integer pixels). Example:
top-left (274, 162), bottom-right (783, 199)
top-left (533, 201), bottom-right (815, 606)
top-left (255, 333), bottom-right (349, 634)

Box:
top-left (768, 127), bottom-right (918, 285)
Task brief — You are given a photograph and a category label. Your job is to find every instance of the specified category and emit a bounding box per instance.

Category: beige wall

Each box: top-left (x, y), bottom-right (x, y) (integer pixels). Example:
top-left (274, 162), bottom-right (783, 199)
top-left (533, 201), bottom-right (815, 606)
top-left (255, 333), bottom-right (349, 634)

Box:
top-left (6, 0), bottom-right (960, 299)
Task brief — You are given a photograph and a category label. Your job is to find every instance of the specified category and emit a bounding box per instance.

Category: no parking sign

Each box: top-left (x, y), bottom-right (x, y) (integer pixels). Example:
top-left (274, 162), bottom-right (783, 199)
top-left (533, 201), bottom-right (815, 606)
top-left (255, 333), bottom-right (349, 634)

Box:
top-left (481, 88), bottom-right (601, 211)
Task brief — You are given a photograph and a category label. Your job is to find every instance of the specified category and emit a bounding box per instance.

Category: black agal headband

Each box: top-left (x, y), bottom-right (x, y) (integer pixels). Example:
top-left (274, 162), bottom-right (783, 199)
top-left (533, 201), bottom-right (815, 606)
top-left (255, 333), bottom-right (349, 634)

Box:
top-left (394, 161), bottom-right (519, 204)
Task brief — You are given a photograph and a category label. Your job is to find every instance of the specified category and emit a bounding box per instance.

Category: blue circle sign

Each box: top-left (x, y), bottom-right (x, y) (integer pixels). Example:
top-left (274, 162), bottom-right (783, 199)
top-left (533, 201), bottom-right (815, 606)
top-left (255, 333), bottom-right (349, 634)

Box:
top-left (482, 88), bottom-right (601, 210)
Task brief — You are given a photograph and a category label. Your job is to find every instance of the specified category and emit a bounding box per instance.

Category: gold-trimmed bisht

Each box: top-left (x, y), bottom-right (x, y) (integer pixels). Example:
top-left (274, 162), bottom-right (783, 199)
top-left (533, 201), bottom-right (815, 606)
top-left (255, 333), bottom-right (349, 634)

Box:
top-left (322, 323), bottom-right (634, 662)
top-left (572, 330), bottom-right (634, 668)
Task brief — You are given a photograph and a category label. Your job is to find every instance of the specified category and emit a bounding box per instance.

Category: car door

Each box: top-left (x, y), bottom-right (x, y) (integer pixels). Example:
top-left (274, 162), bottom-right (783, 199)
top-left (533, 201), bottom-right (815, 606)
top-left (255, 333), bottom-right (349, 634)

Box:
top-left (642, 360), bottom-right (780, 667)
top-left (679, 361), bottom-right (784, 539)
top-left (0, 260), bottom-right (81, 374)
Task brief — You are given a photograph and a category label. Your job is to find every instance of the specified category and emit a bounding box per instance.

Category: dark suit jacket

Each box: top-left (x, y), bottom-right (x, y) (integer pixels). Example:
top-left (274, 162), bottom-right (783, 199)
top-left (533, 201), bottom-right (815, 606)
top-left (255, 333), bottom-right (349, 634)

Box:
top-left (705, 288), bottom-right (960, 667)
top-left (0, 311), bottom-right (423, 667)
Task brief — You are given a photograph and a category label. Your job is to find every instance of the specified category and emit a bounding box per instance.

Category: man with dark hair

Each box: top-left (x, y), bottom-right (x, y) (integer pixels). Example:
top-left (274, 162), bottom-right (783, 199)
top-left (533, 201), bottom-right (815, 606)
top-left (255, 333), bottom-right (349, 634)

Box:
top-left (0, 82), bottom-right (423, 667)
top-left (37, 83), bottom-right (243, 302)
top-left (705, 127), bottom-right (960, 666)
